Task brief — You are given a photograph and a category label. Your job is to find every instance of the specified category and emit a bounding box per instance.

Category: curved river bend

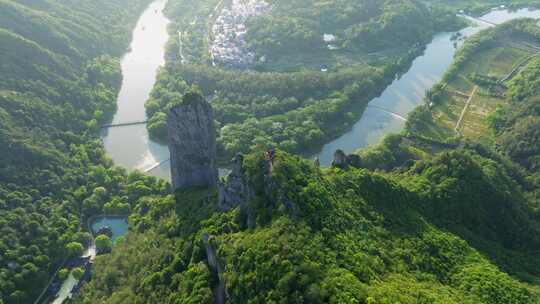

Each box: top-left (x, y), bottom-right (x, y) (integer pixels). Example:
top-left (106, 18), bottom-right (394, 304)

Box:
top-left (103, 4), bottom-right (540, 174)
top-left (317, 8), bottom-right (540, 165)
top-left (102, 0), bottom-right (171, 179)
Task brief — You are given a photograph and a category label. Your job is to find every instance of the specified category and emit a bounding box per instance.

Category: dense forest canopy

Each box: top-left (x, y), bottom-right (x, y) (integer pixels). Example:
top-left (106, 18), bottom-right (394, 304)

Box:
top-left (80, 5), bottom-right (540, 304)
top-left (246, 0), bottom-right (458, 54)
top-left (145, 0), bottom-right (464, 160)
top-left (0, 1), bottom-right (173, 303)
top-left (78, 148), bottom-right (540, 303)
top-left (2, 0), bottom-right (540, 303)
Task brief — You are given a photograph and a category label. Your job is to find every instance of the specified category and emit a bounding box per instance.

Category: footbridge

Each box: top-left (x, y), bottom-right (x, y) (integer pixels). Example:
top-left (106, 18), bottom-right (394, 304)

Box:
top-left (100, 120), bottom-right (148, 129)
top-left (144, 158), bottom-right (170, 173)
top-left (367, 104), bottom-right (408, 121)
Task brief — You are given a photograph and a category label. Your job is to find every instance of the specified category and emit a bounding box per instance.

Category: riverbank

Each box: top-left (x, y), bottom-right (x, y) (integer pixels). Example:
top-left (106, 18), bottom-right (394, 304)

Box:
top-left (102, 0), bottom-right (171, 179)
top-left (410, 17), bottom-right (540, 143)
top-left (139, 0), bottom-right (466, 171)
top-left (101, 2), bottom-right (540, 179)
top-left (316, 8), bottom-right (540, 165)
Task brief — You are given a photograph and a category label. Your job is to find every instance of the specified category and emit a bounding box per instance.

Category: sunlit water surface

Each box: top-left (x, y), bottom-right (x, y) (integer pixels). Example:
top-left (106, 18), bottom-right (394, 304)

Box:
top-left (102, 0), bottom-right (171, 179)
top-left (103, 4), bottom-right (540, 173)
top-left (317, 8), bottom-right (540, 165)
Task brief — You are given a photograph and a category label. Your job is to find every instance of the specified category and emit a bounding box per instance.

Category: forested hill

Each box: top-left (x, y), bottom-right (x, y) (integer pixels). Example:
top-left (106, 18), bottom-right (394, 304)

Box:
top-left (79, 18), bottom-right (540, 304)
top-left (0, 1), bottom-right (172, 303)
top-left (78, 147), bottom-right (540, 303)
top-left (4, 0), bottom-right (540, 303)
top-left (425, 0), bottom-right (540, 14)
top-left (246, 0), bottom-right (458, 55)
top-left (145, 0), bottom-right (464, 160)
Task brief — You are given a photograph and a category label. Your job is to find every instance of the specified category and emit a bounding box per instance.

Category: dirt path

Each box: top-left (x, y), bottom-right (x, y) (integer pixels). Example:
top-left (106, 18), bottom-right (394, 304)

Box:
top-left (455, 85), bottom-right (478, 134)
top-left (499, 52), bottom-right (540, 83)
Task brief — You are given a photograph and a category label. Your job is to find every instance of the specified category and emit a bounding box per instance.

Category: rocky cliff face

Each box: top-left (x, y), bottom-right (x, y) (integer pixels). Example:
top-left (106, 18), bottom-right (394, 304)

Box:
top-left (167, 91), bottom-right (218, 190)
top-left (332, 149), bottom-right (362, 169)
top-left (218, 154), bottom-right (254, 211)
top-left (202, 233), bottom-right (228, 304)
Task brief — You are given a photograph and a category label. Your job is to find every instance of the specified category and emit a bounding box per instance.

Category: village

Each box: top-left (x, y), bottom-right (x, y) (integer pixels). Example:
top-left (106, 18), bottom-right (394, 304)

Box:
top-left (210, 0), bottom-right (269, 69)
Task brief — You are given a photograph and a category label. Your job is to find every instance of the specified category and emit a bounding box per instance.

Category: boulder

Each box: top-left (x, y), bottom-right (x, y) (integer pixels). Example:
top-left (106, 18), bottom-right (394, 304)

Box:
top-left (332, 149), bottom-right (348, 168)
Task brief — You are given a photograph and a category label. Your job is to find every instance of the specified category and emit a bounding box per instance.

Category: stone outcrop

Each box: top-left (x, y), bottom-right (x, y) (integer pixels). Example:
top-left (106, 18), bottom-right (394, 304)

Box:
top-left (218, 149), bottom-right (295, 225)
top-left (202, 233), bottom-right (227, 304)
top-left (218, 154), bottom-right (253, 211)
top-left (332, 149), bottom-right (348, 168)
top-left (167, 90), bottom-right (218, 190)
top-left (332, 149), bottom-right (362, 169)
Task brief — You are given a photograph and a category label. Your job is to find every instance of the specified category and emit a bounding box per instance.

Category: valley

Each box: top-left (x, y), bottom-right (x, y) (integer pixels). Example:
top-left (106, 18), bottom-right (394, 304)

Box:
top-left (79, 3), bottom-right (540, 304)
top-left (1, 1), bottom-right (540, 304)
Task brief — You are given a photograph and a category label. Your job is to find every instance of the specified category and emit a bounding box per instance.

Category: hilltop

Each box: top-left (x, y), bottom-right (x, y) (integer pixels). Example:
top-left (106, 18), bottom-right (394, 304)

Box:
top-left (78, 20), bottom-right (540, 304)
top-left (0, 1), bottom-right (169, 303)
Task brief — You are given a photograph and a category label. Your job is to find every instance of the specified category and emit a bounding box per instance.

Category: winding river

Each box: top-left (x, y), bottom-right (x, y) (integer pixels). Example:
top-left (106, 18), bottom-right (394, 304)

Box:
top-left (50, 3), bottom-right (171, 303)
top-left (102, 0), bottom-right (171, 179)
top-left (317, 8), bottom-right (540, 166)
top-left (103, 3), bottom-right (540, 175)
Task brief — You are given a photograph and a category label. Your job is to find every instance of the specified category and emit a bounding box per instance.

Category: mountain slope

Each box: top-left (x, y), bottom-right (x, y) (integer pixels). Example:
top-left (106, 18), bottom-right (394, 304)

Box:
top-left (79, 16), bottom-right (540, 304)
top-left (0, 1), bottom-right (165, 303)
top-left (78, 149), bottom-right (540, 304)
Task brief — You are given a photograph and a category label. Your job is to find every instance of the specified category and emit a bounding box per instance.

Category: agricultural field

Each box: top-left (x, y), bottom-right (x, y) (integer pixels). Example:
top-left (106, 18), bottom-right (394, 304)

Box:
top-left (420, 23), bottom-right (540, 142)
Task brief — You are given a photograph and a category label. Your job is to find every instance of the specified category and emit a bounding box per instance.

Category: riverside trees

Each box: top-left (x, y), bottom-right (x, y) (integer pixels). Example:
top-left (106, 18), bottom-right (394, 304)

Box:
top-left (145, 0), bottom-right (464, 160)
top-left (0, 1), bottom-right (172, 303)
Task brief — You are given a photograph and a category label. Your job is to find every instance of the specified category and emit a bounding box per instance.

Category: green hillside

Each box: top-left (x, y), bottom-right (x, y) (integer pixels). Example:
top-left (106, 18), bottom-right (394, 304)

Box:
top-left (2, 1), bottom-right (540, 304)
top-left (78, 147), bottom-right (540, 304)
top-left (0, 1), bottom-right (165, 303)
top-left (79, 13), bottom-right (540, 304)
top-left (144, 0), bottom-right (464, 159)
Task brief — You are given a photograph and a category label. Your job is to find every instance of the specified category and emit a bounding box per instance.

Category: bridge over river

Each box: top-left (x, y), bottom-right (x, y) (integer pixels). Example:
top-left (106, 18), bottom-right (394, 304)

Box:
top-left (100, 120), bottom-right (148, 129)
top-left (366, 104), bottom-right (408, 122)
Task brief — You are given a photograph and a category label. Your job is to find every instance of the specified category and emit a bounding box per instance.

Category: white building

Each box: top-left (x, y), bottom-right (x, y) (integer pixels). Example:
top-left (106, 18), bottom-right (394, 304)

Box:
top-left (210, 0), bottom-right (269, 68)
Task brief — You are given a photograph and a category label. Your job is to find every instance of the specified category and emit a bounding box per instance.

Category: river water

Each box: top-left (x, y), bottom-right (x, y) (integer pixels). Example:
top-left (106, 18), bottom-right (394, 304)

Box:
top-left (102, 0), bottom-right (171, 179)
top-left (91, 217), bottom-right (129, 242)
top-left (103, 3), bottom-right (540, 175)
top-left (317, 8), bottom-right (540, 166)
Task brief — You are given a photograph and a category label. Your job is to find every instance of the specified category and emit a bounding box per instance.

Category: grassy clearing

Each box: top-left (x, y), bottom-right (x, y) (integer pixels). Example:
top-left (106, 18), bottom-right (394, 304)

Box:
top-left (461, 46), bottom-right (530, 77)
top-left (461, 90), bottom-right (506, 139)
top-left (428, 43), bottom-right (532, 141)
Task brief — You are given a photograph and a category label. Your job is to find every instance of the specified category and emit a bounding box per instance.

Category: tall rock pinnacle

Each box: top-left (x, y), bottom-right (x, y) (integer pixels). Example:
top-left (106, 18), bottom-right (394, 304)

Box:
top-left (167, 89), bottom-right (218, 190)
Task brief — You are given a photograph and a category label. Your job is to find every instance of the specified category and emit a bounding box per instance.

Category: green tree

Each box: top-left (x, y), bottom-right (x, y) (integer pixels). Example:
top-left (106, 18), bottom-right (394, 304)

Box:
top-left (72, 267), bottom-right (85, 280)
top-left (95, 235), bottom-right (113, 253)
top-left (58, 268), bottom-right (69, 281)
top-left (65, 242), bottom-right (84, 258)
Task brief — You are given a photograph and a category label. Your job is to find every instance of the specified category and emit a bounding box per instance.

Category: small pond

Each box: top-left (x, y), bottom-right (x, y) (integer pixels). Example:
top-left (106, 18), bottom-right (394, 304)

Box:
top-left (49, 216), bottom-right (128, 304)
top-left (90, 216), bottom-right (129, 241)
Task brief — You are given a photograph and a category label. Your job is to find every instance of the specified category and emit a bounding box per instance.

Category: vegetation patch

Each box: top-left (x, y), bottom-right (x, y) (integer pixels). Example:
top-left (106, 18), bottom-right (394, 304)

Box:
top-left (419, 19), bottom-right (540, 142)
top-left (146, 0), bottom-right (465, 160)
